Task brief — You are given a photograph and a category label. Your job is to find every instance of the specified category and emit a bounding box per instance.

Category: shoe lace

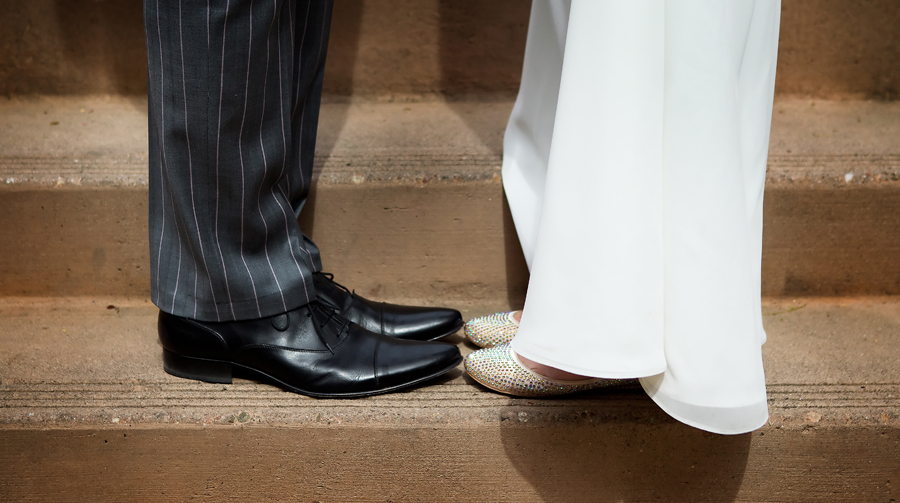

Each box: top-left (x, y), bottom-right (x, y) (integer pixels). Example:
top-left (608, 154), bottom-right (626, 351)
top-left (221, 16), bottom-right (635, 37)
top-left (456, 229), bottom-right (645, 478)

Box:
top-left (306, 299), bottom-right (349, 354)
top-left (318, 271), bottom-right (357, 299)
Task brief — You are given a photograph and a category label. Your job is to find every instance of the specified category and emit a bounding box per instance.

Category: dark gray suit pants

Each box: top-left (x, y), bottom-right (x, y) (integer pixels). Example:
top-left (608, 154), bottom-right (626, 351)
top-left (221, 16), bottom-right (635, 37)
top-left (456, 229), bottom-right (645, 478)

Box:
top-left (145, 0), bottom-right (332, 322)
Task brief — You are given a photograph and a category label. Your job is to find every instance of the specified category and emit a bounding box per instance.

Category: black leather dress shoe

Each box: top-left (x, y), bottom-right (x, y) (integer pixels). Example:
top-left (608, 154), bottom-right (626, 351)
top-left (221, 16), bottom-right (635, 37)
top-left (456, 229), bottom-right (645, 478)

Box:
top-left (158, 301), bottom-right (462, 398)
top-left (313, 272), bottom-right (464, 342)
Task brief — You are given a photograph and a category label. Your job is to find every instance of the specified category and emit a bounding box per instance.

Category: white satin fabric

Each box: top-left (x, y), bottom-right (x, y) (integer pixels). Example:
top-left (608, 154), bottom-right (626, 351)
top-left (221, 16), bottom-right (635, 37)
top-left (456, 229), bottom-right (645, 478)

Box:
top-left (504, 0), bottom-right (781, 434)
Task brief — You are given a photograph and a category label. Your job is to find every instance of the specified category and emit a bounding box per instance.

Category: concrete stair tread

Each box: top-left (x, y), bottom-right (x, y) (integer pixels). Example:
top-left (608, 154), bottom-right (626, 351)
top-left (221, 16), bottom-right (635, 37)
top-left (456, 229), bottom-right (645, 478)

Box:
top-left (2, 97), bottom-right (900, 300)
top-left (2, 296), bottom-right (899, 430)
top-left (2, 96), bottom-right (899, 186)
top-left (3, 299), bottom-right (899, 498)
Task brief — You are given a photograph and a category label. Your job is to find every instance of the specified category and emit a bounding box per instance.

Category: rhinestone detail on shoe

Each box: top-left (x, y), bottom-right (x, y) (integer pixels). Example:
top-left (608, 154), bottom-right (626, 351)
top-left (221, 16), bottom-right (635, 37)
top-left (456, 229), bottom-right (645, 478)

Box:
top-left (464, 343), bottom-right (634, 397)
top-left (464, 311), bottom-right (519, 348)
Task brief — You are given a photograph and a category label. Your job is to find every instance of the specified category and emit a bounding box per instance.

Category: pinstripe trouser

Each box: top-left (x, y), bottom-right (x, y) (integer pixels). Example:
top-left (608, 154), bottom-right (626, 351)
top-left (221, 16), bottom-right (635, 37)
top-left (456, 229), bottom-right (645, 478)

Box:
top-left (145, 0), bottom-right (332, 322)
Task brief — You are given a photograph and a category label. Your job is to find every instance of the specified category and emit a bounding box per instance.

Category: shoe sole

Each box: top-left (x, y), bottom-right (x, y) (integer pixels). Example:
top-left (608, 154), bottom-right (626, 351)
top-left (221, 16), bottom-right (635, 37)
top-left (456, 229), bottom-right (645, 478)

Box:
top-left (163, 349), bottom-right (463, 399)
top-left (463, 358), bottom-right (642, 397)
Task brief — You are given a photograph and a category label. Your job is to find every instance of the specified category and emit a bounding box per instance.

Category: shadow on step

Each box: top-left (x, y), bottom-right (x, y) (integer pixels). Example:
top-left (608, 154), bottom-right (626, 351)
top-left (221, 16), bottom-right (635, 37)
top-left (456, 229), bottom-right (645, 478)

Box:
top-left (499, 400), bottom-right (751, 502)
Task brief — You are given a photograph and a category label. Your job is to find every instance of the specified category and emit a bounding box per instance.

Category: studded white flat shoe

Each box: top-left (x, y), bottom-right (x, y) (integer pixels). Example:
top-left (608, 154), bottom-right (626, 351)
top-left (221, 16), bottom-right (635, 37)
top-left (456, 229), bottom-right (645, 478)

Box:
top-left (464, 343), bottom-right (634, 397)
top-left (464, 311), bottom-right (520, 348)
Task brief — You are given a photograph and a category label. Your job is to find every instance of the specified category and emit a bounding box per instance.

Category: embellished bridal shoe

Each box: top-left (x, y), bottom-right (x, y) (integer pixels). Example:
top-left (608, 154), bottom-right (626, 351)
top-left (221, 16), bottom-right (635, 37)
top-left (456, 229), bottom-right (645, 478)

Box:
top-left (464, 343), bottom-right (634, 397)
top-left (464, 311), bottom-right (520, 348)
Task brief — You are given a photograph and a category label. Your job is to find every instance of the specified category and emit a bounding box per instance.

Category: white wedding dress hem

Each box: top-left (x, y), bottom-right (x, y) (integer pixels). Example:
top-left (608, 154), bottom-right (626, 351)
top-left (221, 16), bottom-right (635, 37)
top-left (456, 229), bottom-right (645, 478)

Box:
top-left (640, 378), bottom-right (769, 435)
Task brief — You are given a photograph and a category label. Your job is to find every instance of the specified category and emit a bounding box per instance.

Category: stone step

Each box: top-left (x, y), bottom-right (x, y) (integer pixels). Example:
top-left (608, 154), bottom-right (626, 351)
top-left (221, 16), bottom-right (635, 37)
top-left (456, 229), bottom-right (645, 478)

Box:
top-left (3, 1), bottom-right (899, 99)
top-left (1, 296), bottom-right (898, 502)
top-left (2, 97), bottom-right (899, 302)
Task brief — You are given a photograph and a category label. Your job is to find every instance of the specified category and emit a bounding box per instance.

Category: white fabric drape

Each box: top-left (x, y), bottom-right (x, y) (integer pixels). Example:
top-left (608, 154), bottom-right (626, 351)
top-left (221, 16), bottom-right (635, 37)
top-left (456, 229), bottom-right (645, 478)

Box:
top-left (503, 0), bottom-right (781, 435)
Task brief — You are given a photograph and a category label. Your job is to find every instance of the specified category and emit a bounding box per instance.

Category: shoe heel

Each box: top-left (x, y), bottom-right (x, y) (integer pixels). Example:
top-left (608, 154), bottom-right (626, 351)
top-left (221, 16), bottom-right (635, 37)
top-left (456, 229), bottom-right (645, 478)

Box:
top-left (163, 349), bottom-right (233, 384)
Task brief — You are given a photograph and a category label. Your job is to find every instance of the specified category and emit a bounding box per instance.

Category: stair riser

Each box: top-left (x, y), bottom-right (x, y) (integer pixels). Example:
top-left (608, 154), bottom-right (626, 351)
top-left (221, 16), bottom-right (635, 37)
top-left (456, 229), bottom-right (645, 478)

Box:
top-left (1, 426), bottom-right (897, 502)
top-left (1, 182), bottom-right (898, 300)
